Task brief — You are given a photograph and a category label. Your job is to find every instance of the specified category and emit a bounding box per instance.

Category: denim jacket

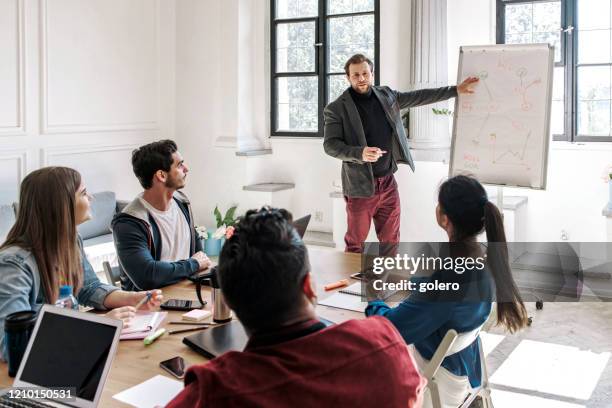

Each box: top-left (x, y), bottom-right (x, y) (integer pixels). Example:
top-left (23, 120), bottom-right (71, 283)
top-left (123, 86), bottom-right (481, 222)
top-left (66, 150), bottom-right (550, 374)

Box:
top-left (365, 268), bottom-right (494, 388)
top-left (0, 237), bottom-right (119, 360)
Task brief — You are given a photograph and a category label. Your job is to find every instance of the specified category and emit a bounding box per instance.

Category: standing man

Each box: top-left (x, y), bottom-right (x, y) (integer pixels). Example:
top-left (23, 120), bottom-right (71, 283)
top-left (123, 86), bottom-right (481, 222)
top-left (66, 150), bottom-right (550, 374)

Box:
top-left (324, 54), bottom-right (478, 253)
top-left (112, 140), bottom-right (211, 290)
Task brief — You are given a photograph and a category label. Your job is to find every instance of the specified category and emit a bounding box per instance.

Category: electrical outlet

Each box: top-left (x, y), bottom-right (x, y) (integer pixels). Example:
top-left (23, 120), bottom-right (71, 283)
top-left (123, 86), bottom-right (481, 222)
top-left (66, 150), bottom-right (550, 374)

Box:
top-left (560, 230), bottom-right (569, 241)
top-left (314, 211), bottom-right (324, 223)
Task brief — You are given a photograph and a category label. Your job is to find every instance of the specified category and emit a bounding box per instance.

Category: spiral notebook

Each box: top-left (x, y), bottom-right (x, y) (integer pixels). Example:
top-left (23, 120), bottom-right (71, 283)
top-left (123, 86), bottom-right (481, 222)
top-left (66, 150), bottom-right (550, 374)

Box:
top-left (319, 283), bottom-right (397, 312)
top-left (319, 283), bottom-right (369, 312)
top-left (120, 311), bottom-right (167, 340)
top-left (338, 283), bottom-right (363, 296)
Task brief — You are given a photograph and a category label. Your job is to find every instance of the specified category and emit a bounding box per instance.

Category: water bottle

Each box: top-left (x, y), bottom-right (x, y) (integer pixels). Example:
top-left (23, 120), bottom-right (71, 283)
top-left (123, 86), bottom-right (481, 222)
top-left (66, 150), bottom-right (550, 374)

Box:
top-left (195, 267), bottom-right (232, 323)
top-left (55, 285), bottom-right (79, 310)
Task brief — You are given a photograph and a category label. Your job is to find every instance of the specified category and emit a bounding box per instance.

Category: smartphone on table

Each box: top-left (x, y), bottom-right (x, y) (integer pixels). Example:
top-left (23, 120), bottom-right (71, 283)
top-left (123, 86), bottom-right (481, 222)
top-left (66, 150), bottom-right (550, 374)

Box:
top-left (350, 272), bottom-right (365, 280)
top-left (160, 356), bottom-right (186, 379)
top-left (160, 299), bottom-right (204, 311)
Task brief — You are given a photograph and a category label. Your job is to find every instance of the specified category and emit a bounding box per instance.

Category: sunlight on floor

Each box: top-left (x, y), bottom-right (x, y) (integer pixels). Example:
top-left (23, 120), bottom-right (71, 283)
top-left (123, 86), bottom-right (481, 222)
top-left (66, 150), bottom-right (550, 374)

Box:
top-left (491, 389), bottom-right (585, 408)
top-left (490, 339), bottom-right (610, 401)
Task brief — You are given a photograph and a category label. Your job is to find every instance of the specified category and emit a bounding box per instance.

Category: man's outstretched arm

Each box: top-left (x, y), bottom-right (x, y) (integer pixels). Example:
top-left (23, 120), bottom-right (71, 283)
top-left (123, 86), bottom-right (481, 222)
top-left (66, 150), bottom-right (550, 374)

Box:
top-left (395, 77), bottom-right (479, 110)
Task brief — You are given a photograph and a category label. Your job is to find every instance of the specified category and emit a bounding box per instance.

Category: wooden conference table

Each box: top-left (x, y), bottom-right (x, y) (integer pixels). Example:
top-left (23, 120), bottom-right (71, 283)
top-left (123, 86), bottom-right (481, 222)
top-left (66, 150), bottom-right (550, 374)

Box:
top-left (0, 247), bottom-right (364, 407)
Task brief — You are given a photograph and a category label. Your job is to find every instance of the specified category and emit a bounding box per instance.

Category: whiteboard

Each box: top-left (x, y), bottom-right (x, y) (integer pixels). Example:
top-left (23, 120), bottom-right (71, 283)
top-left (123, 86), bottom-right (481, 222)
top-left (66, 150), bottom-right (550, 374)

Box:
top-left (449, 44), bottom-right (554, 189)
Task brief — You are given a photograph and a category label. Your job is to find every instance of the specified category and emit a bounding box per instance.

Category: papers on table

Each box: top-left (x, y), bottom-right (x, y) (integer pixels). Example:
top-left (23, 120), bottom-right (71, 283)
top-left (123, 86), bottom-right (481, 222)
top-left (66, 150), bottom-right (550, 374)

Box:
top-left (319, 283), bottom-right (368, 312)
top-left (318, 282), bottom-right (399, 312)
top-left (120, 311), bottom-right (167, 340)
top-left (113, 375), bottom-right (183, 408)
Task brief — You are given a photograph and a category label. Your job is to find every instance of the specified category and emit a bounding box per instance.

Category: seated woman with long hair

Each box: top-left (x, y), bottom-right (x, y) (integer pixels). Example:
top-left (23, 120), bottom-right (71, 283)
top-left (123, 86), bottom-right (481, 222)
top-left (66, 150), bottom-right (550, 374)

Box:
top-left (366, 175), bottom-right (529, 408)
top-left (0, 167), bottom-right (163, 359)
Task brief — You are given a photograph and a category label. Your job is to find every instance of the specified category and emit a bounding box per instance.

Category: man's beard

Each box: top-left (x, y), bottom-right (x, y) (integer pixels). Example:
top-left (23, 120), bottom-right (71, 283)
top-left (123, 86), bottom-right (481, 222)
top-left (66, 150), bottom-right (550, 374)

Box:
top-left (353, 83), bottom-right (371, 93)
top-left (165, 176), bottom-right (186, 190)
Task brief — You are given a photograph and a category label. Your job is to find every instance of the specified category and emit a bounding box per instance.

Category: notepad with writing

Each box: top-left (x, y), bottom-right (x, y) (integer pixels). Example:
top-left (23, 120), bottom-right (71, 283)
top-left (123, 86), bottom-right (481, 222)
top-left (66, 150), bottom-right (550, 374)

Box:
top-left (120, 311), bottom-right (167, 340)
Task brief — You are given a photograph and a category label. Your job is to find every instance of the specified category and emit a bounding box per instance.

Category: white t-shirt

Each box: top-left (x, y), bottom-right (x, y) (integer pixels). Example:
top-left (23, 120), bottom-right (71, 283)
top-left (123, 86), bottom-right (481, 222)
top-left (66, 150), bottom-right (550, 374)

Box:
top-left (140, 196), bottom-right (191, 262)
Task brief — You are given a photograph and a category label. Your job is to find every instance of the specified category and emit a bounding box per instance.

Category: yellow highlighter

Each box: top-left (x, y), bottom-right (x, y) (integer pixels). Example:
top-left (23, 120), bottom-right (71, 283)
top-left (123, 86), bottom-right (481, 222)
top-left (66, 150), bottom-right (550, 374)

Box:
top-left (144, 328), bottom-right (166, 346)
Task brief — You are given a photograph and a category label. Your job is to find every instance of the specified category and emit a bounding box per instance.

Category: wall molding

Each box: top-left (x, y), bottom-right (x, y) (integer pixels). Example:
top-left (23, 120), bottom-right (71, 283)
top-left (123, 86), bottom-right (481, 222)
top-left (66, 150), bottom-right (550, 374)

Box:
top-left (40, 143), bottom-right (139, 167)
top-left (0, 149), bottom-right (29, 184)
top-left (0, 0), bottom-right (26, 137)
top-left (39, 0), bottom-right (161, 134)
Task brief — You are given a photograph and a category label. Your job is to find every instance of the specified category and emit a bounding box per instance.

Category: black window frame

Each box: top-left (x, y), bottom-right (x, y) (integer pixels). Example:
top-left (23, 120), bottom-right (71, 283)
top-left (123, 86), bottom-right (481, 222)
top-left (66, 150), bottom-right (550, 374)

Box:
top-left (497, 0), bottom-right (612, 143)
top-left (271, 0), bottom-right (380, 138)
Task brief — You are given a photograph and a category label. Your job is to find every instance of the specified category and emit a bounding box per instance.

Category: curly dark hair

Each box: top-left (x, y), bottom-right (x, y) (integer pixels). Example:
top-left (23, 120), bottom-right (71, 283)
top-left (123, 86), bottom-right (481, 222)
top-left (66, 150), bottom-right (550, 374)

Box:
top-left (131, 139), bottom-right (177, 189)
top-left (218, 207), bottom-right (310, 331)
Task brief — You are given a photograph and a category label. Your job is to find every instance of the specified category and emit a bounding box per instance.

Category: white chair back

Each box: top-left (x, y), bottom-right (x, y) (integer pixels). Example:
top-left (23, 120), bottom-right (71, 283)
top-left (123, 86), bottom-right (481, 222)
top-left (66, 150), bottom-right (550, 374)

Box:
top-left (446, 325), bottom-right (482, 356)
top-left (421, 323), bottom-right (494, 408)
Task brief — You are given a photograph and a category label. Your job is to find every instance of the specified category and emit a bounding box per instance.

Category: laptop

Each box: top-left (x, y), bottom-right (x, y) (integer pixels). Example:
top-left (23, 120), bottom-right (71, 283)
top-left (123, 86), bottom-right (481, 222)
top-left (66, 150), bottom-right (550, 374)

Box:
top-left (0, 305), bottom-right (123, 408)
top-left (183, 320), bottom-right (248, 359)
top-left (184, 317), bottom-right (334, 359)
top-left (292, 214), bottom-right (311, 240)
top-left (188, 214), bottom-right (312, 283)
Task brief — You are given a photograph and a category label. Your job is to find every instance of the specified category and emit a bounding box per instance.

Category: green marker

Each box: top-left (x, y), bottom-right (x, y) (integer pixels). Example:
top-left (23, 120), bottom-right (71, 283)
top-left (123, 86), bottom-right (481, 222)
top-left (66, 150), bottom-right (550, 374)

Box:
top-left (144, 328), bottom-right (166, 346)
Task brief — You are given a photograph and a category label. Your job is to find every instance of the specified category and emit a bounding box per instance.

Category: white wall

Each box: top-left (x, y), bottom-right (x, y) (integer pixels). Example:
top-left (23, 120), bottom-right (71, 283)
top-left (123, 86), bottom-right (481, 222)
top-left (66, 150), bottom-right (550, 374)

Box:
top-left (447, 0), bottom-right (496, 85)
top-left (176, 0), bottom-right (611, 242)
top-left (1, 0), bottom-right (605, 243)
top-left (175, 0), bottom-right (415, 232)
top-left (175, 0), bottom-right (417, 231)
top-left (0, 0), bottom-right (176, 203)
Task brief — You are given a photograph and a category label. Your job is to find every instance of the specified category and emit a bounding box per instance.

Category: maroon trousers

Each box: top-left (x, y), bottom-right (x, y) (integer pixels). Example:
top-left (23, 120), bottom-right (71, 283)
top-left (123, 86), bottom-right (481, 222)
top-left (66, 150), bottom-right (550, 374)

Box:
top-left (344, 174), bottom-right (400, 253)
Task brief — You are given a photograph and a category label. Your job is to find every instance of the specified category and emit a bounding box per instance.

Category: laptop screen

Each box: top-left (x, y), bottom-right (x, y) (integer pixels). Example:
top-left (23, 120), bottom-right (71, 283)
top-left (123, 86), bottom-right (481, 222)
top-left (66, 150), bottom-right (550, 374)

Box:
top-left (293, 214), bottom-right (311, 239)
top-left (19, 312), bottom-right (117, 401)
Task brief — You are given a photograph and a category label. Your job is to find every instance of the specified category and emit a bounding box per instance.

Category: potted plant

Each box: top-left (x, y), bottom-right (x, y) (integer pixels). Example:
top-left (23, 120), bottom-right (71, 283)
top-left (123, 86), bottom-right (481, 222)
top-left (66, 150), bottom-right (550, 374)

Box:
top-left (204, 205), bottom-right (238, 256)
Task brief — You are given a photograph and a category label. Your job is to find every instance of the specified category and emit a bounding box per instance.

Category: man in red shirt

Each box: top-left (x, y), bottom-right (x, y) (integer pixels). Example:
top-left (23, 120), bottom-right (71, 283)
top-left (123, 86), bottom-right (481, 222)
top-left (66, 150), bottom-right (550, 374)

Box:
top-left (167, 207), bottom-right (424, 407)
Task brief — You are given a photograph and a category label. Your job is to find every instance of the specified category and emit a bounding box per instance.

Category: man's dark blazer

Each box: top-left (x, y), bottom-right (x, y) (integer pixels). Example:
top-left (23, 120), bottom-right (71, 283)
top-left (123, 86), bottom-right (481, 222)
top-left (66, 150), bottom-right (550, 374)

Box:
top-left (323, 85), bottom-right (457, 197)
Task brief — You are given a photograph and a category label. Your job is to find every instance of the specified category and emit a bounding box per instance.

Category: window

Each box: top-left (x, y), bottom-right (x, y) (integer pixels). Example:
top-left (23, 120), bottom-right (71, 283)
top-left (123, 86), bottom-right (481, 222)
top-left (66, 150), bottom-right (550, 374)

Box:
top-left (271, 0), bottom-right (380, 137)
top-left (497, 0), bottom-right (612, 142)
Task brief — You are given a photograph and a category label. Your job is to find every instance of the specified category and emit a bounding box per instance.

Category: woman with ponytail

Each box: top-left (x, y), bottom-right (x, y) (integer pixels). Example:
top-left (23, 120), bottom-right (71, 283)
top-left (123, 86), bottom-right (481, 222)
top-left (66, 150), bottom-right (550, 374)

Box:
top-left (366, 174), bottom-right (528, 407)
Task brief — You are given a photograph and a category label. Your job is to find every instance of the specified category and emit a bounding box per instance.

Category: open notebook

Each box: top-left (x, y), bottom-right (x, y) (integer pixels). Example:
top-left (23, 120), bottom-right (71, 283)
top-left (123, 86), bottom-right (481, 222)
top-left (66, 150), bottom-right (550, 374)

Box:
top-left (319, 283), bottom-right (370, 312)
top-left (120, 311), bottom-right (167, 340)
top-left (319, 282), bottom-right (399, 312)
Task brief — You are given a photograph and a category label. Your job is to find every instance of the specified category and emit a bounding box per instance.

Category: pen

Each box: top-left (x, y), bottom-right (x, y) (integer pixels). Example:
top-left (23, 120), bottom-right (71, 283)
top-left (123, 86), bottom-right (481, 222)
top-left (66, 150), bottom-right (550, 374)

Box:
top-left (324, 279), bottom-right (349, 291)
top-left (168, 326), bottom-right (210, 335)
top-left (143, 328), bottom-right (166, 345)
top-left (134, 291), bottom-right (152, 310)
top-left (169, 322), bottom-right (216, 326)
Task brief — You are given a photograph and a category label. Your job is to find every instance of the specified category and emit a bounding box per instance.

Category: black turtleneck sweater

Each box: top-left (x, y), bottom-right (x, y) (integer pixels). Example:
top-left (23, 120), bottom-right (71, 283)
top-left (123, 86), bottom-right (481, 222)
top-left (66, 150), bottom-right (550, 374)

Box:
top-left (349, 87), bottom-right (394, 177)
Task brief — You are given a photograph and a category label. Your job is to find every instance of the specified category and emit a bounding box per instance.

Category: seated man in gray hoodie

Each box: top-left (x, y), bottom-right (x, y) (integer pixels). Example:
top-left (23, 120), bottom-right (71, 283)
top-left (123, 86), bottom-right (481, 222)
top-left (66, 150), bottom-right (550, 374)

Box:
top-left (112, 140), bottom-right (211, 291)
